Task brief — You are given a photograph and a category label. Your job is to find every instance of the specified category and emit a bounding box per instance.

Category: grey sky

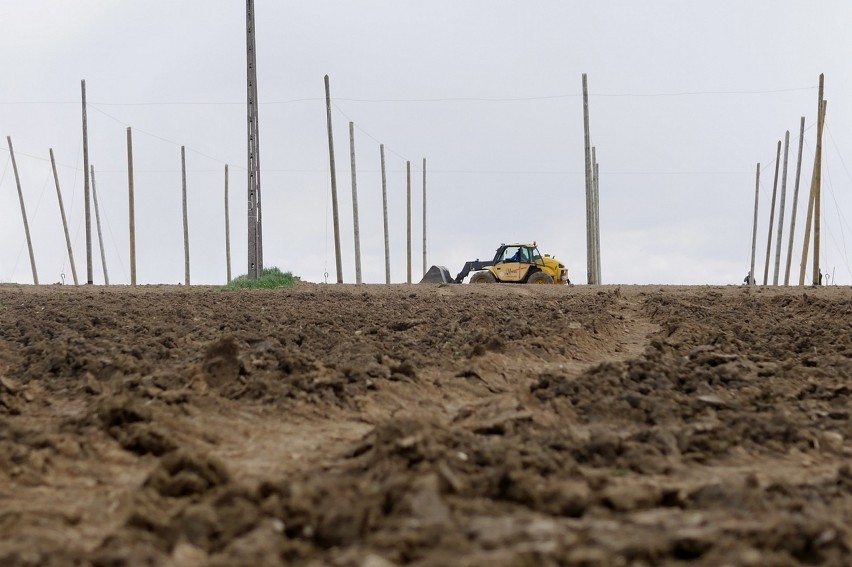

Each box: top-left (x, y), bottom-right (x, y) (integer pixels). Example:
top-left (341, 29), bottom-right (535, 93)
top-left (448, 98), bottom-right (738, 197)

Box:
top-left (2, 1), bottom-right (851, 286)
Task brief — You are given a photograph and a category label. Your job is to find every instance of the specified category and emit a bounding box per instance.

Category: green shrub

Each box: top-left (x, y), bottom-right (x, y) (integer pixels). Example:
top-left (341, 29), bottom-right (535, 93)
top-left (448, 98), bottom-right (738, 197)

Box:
top-left (222, 267), bottom-right (300, 290)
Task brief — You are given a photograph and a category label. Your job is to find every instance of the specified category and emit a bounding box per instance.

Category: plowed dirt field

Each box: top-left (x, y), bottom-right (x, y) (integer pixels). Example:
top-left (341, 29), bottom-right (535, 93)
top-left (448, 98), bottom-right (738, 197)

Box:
top-left (1, 283), bottom-right (850, 566)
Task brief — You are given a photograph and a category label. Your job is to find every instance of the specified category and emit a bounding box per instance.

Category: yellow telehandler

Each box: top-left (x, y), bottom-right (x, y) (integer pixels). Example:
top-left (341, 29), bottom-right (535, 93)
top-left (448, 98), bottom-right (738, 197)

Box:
top-left (421, 242), bottom-right (570, 285)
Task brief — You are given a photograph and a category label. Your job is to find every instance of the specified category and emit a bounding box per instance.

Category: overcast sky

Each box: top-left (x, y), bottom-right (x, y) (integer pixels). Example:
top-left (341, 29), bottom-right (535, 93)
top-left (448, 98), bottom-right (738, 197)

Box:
top-left (2, 1), bottom-right (851, 286)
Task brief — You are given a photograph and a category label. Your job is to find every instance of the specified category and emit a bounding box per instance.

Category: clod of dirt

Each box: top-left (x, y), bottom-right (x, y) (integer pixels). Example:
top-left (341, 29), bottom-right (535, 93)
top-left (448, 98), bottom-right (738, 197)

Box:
top-left (0, 375), bottom-right (21, 394)
top-left (600, 482), bottom-right (662, 512)
top-left (0, 375), bottom-right (24, 415)
top-left (145, 450), bottom-right (231, 497)
top-left (818, 431), bottom-right (844, 454)
top-left (98, 397), bottom-right (177, 456)
top-left (402, 473), bottom-right (452, 527)
top-left (202, 337), bottom-right (242, 388)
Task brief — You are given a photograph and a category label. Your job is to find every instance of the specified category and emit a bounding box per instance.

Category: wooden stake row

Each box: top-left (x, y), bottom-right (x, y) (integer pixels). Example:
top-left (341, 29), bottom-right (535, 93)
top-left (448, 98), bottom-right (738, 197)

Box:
top-left (324, 75), bottom-right (427, 284)
top-left (753, 74), bottom-right (827, 287)
top-left (582, 74), bottom-right (602, 285)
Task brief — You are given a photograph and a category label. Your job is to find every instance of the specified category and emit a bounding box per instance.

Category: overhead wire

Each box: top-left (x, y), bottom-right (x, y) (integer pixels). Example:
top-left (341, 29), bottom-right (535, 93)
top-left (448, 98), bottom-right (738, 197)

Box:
top-left (331, 102), bottom-right (410, 163)
top-left (0, 85), bottom-right (817, 106)
top-left (89, 103), bottom-right (247, 171)
top-left (0, 82), bottom-right (836, 285)
top-left (799, 124), bottom-right (852, 283)
top-left (819, 139), bottom-right (852, 280)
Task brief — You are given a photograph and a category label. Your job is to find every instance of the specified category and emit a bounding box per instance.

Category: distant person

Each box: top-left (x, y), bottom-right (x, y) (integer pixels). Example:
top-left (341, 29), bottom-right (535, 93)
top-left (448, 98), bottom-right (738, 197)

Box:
top-left (743, 271), bottom-right (754, 285)
top-left (506, 248), bottom-right (530, 263)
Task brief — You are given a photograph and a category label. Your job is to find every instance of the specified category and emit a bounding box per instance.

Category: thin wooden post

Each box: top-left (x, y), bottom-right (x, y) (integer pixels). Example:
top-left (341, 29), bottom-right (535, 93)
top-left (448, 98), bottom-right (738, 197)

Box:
top-left (127, 127), bottom-right (137, 286)
top-left (592, 148), bottom-right (601, 284)
top-left (749, 163), bottom-right (760, 286)
top-left (773, 130), bottom-right (790, 285)
top-left (762, 140), bottom-right (781, 285)
top-left (380, 144), bottom-right (390, 284)
top-left (784, 117), bottom-right (805, 286)
top-left (82, 79), bottom-right (93, 284)
top-left (422, 157), bottom-right (427, 278)
top-left (50, 148), bottom-right (78, 285)
top-left (324, 75), bottom-right (343, 283)
top-left (406, 160), bottom-right (412, 284)
top-left (799, 77), bottom-right (826, 286)
top-left (582, 73), bottom-right (595, 284)
top-left (90, 166), bottom-right (109, 285)
top-left (813, 102), bottom-right (826, 286)
top-left (349, 122), bottom-right (362, 284)
top-left (181, 146), bottom-right (190, 285)
top-left (7, 137), bottom-right (38, 285)
top-left (225, 164), bottom-right (232, 283)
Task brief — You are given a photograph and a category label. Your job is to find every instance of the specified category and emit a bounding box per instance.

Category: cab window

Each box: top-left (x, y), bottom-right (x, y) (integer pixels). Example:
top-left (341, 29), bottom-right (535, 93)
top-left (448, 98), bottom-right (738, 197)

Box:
top-left (501, 246), bottom-right (521, 263)
top-left (532, 247), bottom-right (544, 264)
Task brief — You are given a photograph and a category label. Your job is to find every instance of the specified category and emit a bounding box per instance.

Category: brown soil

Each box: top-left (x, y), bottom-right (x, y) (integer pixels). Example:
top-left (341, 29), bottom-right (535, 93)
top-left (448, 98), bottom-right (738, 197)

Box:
top-left (0, 283), bottom-right (850, 566)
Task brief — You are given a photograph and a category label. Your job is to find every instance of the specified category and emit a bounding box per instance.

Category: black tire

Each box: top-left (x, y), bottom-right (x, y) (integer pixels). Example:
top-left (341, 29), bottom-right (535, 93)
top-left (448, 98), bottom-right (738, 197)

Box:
top-left (527, 272), bottom-right (553, 285)
top-left (470, 271), bottom-right (496, 284)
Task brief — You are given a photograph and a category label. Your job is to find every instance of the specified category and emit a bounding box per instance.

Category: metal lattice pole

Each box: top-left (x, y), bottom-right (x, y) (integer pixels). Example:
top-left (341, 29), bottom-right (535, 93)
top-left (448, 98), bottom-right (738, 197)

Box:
top-left (246, 0), bottom-right (261, 279)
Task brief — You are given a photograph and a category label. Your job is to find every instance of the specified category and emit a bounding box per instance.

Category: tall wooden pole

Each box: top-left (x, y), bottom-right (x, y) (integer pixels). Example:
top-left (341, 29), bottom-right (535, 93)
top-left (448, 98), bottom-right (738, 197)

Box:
top-left (812, 102), bottom-right (826, 286)
top-left (762, 140), bottom-right (781, 285)
top-left (324, 75), bottom-right (343, 284)
top-left (422, 157), bottom-right (427, 277)
top-left (7, 137), bottom-right (38, 285)
top-left (592, 149), bottom-right (601, 284)
top-left (127, 127), bottom-right (137, 286)
top-left (50, 148), bottom-right (78, 285)
top-left (582, 73), bottom-right (596, 285)
top-left (799, 77), bottom-right (826, 286)
top-left (784, 117), bottom-right (805, 286)
top-left (406, 160), bottom-right (412, 284)
top-left (773, 131), bottom-right (790, 285)
top-left (81, 79), bottom-right (93, 284)
top-left (90, 166), bottom-right (109, 285)
top-left (380, 144), bottom-right (390, 284)
top-left (246, 0), bottom-right (262, 278)
top-left (349, 122), bottom-right (362, 284)
top-left (181, 146), bottom-right (190, 286)
top-left (749, 163), bottom-right (760, 286)
top-left (225, 164), bottom-right (232, 283)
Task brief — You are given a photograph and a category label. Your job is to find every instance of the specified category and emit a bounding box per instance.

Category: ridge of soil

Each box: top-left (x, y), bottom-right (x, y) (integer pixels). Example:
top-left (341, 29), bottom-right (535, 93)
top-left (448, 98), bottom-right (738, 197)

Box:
top-left (0, 283), bottom-right (850, 566)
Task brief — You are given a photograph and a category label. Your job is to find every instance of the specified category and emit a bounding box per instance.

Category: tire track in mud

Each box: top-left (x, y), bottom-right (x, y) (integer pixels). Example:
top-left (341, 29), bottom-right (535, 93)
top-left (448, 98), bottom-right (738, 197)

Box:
top-left (200, 287), bottom-right (665, 481)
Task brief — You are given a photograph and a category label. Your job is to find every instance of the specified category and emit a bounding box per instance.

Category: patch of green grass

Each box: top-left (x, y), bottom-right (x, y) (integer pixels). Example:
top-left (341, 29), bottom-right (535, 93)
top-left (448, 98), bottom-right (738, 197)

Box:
top-left (221, 267), bottom-right (301, 291)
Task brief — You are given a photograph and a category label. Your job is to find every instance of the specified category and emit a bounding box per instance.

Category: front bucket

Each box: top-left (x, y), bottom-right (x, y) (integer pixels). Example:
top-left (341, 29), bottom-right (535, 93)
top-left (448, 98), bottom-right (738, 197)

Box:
top-left (419, 265), bottom-right (453, 284)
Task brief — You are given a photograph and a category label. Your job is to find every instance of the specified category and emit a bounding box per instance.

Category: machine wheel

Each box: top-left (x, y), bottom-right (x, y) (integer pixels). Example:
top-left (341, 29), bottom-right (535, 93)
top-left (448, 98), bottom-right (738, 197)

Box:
top-left (527, 272), bottom-right (553, 284)
top-left (470, 271), bottom-right (496, 284)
